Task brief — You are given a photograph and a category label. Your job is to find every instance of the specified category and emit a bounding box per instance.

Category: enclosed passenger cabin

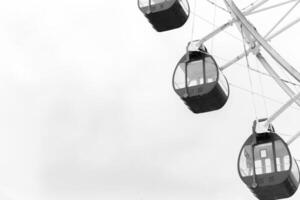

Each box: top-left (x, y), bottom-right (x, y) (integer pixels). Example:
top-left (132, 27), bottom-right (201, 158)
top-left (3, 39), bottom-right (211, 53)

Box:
top-left (238, 119), bottom-right (300, 200)
top-left (138, 0), bottom-right (190, 32)
top-left (172, 44), bottom-right (229, 114)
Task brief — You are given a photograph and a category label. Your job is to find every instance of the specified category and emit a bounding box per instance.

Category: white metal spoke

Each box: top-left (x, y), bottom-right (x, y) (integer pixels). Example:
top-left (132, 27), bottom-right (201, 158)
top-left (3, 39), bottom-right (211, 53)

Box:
top-left (241, 0), bottom-right (262, 11)
top-left (264, 0), bottom-right (300, 38)
top-left (265, 91), bottom-right (300, 127)
top-left (287, 131), bottom-right (300, 145)
top-left (220, 49), bottom-right (250, 70)
top-left (191, 12), bottom-right (243, 42)
top-left (243, 0), bottom-right (270, 14)
top-left (229, 82), bottom-right (300, 111)
top-left (250, 0), bottom-right (300, 16)
top-left (206, 0), bottom-right (228, 13)
top-left (267, 17), bottom-right (300, 40)
top-left (191, 22), bottom-right (233, 45)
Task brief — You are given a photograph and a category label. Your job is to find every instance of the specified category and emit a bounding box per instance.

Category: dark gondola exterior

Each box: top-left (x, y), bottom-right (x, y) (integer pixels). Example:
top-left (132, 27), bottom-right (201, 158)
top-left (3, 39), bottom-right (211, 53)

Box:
top-left (173, 46), bottom-right (229, 114)
top-left (138, 0), bottom-right (190, 32)
top-left (238, 120), bottom-right (300, 200)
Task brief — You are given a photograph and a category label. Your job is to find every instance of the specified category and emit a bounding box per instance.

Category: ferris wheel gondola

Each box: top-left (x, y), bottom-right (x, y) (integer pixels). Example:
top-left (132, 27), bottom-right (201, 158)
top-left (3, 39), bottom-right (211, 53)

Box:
top-left (172, 43), bottom-right (229, 113)
top-left (138, 0), bottom-right (190, 32)
top-left (238, 119), bottom-right (300, 200)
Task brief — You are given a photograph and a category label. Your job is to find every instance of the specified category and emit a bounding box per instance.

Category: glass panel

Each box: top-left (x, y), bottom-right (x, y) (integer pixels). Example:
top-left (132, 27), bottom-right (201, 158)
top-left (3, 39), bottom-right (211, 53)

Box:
top-left (284, 156), bottom-right (290, 171)
top-left (178, 0), bottom-right (189, 15)
top-left (174, 63), bottom-right (186, 90)
top-left (139, 0), bottom-right (150, 8)
top-left (204, 57), bottom-right (217, 83)
top-left (276, 157), bottom-right (282, 171)
top-left (139, 0), bottom-right (170, 9)
top-left (218, 71), bottom-right (229, 96)
top-left (254, 143), bottom-right (275, 175)
top-left (239, 145), bottom-right (254, 177)
top-left (255, 160), bottom-right (263, 175)
top-left (151, 0), bottom-right (167, 4)
top-left (291, 159), bottom-right (300, 183)
top-left (275, 140), bottom-right (290, 172)
top-left (265, 159), bottom-right (272, 173)
top-left (187, 60), bottom-right (204, 87)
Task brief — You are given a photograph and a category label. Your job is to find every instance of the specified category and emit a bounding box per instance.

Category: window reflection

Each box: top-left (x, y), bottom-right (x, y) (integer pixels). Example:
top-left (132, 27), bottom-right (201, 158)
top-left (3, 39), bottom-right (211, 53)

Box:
top-left (275, 140), bottom-right (290, 172)
top-left (239, 140), bottom-right (293, 177)
top-left (239, 145), bottom-right (254, 177)
top-left (174, 63), bottom-right (186, 89)
top-left (291, 159), bottom-right (300, 183)
top-left (187, 60), bottom-right (204, 86)
top-left (178, 0), bottom-right (189, 14)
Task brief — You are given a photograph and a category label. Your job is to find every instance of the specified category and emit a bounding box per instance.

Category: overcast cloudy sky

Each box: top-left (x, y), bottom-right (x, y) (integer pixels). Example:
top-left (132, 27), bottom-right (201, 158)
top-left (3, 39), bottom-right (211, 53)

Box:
top-left (0, 0), bottom-right (300, 200)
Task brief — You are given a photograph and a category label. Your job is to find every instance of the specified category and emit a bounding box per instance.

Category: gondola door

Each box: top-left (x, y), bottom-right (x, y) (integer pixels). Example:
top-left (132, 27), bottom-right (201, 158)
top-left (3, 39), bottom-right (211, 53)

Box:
top-left (254, 143), bottom-right (275, 177)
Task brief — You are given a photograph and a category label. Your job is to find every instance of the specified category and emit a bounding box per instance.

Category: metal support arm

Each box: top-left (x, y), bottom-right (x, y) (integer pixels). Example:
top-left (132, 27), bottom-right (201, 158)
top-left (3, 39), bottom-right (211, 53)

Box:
top-left (189, 21), bottom-right (233, 47)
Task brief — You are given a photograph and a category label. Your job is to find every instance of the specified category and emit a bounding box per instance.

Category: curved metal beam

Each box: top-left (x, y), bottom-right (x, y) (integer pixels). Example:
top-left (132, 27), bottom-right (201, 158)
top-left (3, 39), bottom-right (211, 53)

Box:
top-left (224, 0), bottom-right (300, 83)
top-left (220, 17), bottom-right (300, 70)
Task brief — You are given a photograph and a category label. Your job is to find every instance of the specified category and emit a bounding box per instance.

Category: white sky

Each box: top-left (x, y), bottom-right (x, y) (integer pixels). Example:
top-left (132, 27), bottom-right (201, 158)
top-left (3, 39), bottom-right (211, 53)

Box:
top-left (0, 0), bottom-right (299, 200)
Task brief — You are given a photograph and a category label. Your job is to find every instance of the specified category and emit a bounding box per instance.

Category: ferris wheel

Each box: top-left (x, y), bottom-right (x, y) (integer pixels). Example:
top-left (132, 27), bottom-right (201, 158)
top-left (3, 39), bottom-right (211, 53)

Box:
top-left (138, 0), bottom-right (300, 199)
